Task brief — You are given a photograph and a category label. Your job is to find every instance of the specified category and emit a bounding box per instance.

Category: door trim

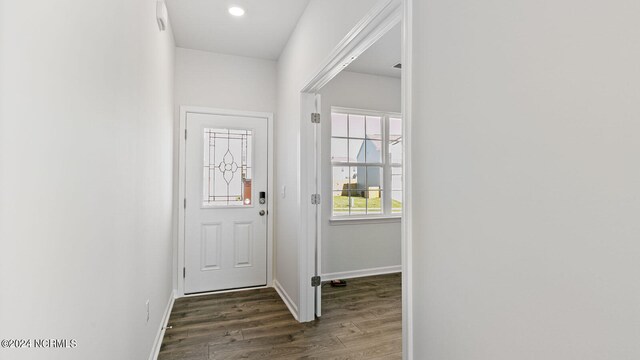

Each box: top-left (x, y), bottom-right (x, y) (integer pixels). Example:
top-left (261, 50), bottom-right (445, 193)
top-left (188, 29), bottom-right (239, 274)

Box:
top-left (401, 1), bottom-right (414, 358)
top-left (298, 0), bottom-right (402, 320)
top-left (297, 0), bottom-right (413, 358)
top-left (177, 106), bottom-right (274, 298)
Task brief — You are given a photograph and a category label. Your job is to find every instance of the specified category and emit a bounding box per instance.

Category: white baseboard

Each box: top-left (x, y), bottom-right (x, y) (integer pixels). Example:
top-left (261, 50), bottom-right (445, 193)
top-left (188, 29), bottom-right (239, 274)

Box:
top-left (322, 265), bottom-right (402, 282)
top-left (273, 279), bottom-right (299, 321)
top-left (149, 290), bottom-right (176, 360)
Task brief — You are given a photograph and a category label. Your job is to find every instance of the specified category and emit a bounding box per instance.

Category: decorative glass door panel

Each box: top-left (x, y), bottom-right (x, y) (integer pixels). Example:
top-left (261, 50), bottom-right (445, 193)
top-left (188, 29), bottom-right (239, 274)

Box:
top-left (202, 128), bottom-right (253, 207)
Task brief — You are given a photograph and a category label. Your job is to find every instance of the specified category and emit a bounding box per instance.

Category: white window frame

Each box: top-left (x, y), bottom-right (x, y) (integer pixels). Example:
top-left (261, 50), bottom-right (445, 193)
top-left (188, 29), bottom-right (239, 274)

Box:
top-left (330, 106), bottom-right (402, 221)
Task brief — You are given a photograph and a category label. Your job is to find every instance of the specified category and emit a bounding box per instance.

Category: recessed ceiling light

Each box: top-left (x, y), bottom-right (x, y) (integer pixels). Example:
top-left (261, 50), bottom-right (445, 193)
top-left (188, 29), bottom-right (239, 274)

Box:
top-left (228, 6), bottom-right (245, 17)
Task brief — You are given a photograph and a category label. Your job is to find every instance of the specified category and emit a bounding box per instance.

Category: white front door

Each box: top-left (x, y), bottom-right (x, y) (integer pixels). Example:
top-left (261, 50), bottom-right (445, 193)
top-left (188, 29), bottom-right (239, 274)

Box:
top-left (184, 112), bottom-right (268, 294)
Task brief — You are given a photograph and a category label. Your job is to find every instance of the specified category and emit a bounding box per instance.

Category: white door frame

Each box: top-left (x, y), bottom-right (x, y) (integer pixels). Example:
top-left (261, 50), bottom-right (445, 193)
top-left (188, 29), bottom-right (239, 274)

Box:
top-left (298, 0), bottom-right (413, 358)
top-left (176, 106), bottom-right (274, 298)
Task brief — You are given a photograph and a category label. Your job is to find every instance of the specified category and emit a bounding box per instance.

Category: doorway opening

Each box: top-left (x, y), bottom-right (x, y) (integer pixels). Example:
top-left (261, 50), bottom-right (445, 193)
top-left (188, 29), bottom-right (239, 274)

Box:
top-left (298, 1), bottom-right (411, 357)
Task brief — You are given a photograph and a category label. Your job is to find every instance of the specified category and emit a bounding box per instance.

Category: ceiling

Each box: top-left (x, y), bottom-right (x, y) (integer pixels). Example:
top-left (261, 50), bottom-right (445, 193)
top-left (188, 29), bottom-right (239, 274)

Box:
top-left (346, 23), bottom-right (402, 78)
top-left (165, 0), bottom-right (311, 60)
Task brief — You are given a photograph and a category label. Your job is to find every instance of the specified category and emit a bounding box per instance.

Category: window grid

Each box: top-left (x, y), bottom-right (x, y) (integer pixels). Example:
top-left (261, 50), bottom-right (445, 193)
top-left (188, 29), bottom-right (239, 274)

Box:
top-left (331, 109), bottom-right (402, 217)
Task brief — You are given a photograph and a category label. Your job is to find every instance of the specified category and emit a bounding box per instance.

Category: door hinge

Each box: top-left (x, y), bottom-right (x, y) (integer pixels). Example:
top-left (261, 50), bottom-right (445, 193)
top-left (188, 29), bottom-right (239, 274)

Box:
top-left (311, 194), bottom-right (321, 205)
top-left (311, 113), bottom-right (320, 124)
top-left (183, 267), bottom-right (186, 278)
top-left (184, 198), bottom-right (186, 209)
top-left (185, 129), bottom-right (187, 140)
top-left (311, 276), bottom-right (321, 287)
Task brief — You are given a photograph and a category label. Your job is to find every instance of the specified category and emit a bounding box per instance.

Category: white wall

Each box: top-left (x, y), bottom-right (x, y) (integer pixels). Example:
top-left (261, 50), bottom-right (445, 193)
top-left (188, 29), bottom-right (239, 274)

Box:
top-left (174, 47), bottom-right (277, 113)
top-left (173, 48), bottom-right (277, 291)
top-left (0, 1), bottom-right (175, 359)
top-left (411, 0), bottom-right (640, 358)
top-left (275, 0), bottom-right (380, 318)
top-left (319, 71), bottom-right (401, 276)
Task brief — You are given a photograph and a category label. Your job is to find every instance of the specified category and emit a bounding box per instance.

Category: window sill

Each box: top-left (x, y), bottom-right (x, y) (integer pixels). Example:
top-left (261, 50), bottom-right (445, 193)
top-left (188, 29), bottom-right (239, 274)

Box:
top-left (329, 216), bottom-right (402, 226)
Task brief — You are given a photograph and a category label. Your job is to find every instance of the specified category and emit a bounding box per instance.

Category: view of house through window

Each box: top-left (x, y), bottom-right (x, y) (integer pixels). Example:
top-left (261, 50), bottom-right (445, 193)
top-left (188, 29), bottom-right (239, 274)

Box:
top-left (331, 108), bottom-right (402, 217)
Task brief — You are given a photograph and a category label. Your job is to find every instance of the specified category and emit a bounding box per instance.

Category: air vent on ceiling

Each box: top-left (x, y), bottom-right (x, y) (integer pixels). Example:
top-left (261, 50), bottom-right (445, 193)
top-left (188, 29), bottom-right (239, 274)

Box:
top-left (393, 63), bottom-right (402, 69)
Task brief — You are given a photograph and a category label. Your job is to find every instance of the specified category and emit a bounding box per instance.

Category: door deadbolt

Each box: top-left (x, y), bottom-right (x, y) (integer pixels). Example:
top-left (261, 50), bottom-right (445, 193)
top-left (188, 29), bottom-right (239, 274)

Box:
top-left (259, 210), bottom-right (266, 216)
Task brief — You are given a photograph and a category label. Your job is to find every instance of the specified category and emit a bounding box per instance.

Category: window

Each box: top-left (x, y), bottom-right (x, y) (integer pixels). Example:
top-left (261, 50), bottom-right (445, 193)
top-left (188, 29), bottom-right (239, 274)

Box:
top-left (203, 128), bottom-right (253, 207)
top-left (331, 108), bottom-right (402, 217)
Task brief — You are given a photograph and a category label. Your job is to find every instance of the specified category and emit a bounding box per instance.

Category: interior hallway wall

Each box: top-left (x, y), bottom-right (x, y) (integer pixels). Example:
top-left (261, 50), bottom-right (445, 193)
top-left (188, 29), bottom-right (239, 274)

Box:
top-left (275, 0), bottom-right (379, 319)
top-left (319, 71), bottom-right (401, 277)
top-left (0, 0), bottom-right (175, 359)
top-left (410, 0), bottom-right (640, 358)
top-left (172, 48), bottom-right (277, 291)
top-left (174, 47), bottom-right (277, 113)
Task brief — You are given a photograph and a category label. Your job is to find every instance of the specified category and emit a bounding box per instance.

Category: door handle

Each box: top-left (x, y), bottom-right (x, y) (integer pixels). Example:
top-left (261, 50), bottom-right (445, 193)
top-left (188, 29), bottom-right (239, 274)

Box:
top-left (259, 210), bottom-right (266, 216)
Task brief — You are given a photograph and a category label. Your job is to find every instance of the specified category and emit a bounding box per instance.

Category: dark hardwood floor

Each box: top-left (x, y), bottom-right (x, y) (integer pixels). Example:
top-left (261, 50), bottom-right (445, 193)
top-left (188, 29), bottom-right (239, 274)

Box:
top-left (158, 273), bottom-right (402, 359)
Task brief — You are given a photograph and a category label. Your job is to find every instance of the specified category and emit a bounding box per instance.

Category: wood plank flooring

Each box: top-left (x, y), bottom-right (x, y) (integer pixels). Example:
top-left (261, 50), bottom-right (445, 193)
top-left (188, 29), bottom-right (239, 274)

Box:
top-left (158, 273), bottom-right (402, 359)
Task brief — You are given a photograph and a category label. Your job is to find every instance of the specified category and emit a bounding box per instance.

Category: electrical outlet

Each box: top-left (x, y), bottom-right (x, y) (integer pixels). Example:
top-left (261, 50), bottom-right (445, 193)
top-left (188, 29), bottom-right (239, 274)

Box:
top-left (146, 300), bottom-right (150, 323)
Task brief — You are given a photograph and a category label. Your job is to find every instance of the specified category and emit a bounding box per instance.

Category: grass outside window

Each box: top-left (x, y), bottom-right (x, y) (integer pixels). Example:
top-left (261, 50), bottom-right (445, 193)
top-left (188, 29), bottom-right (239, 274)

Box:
top-left (333, 195), bottom-right (402, 215)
